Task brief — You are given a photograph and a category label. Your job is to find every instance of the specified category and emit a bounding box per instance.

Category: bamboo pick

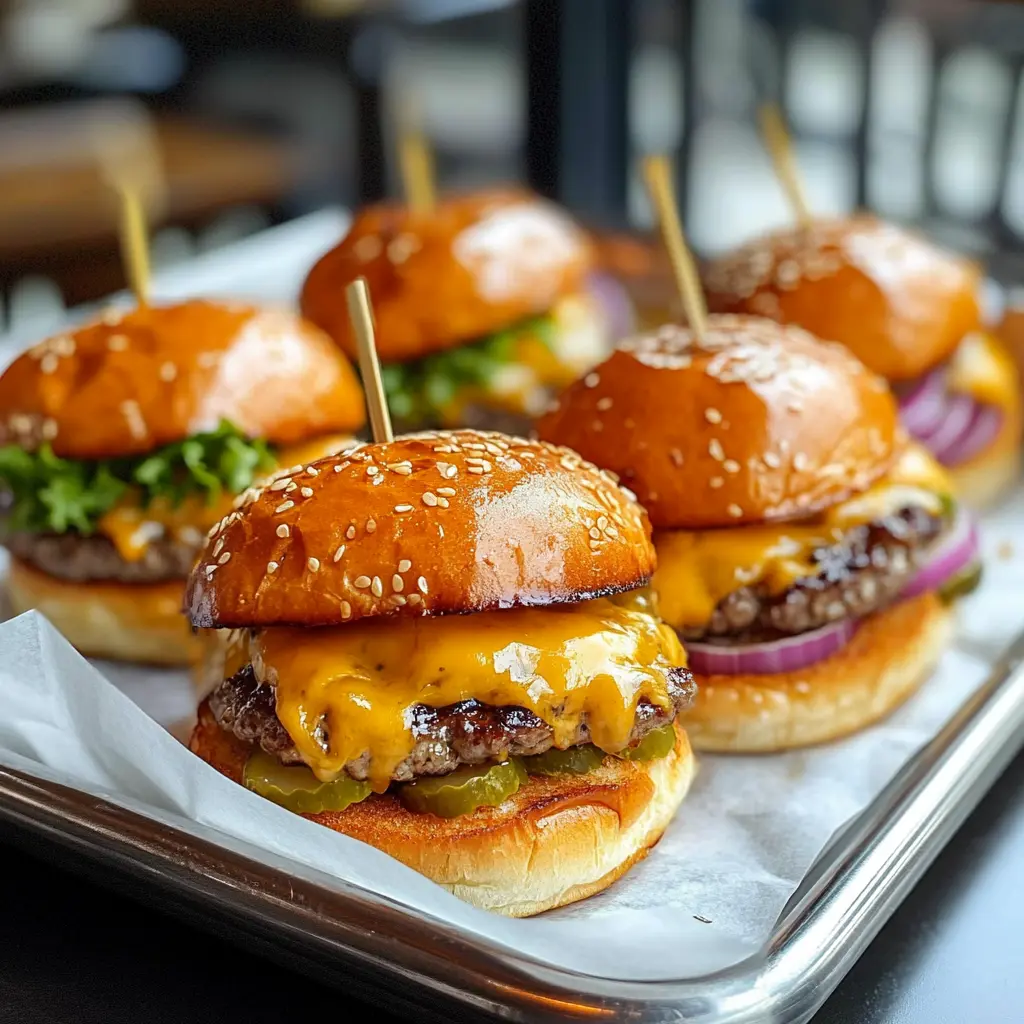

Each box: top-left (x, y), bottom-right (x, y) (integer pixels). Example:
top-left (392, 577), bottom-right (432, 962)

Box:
top-left (346, 278), bottom-right (394, 443)
top-left (115, 181), bottom-right (151, 306)
top-left (398, 132), bottom-right (436, 214)
top-left (641, 154), bottom-right (708, 340)
top-left (759, 103), bottom-right (812, 228)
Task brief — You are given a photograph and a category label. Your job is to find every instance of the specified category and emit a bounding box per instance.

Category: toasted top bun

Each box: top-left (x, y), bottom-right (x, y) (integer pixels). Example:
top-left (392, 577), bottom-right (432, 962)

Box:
top-left (703, 216), bottom-right (982, 382)
top-left (300, 189), bottom-right (594, 364)
top-left (186, 430), bottom-right (653, 628)
top-left (0, 300), bottom-right (366, 459)
top-left (536, 314), bottom-right (901, 530)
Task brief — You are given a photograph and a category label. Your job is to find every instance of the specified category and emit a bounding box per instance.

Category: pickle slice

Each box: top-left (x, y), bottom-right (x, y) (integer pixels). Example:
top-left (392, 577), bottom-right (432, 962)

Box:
top-left (522, 744), bottom-right (605, 776)
top-left (938, 561), bottom-right (983, 605)
top-left (398, 760), bottom-right (526, 818)
top-left (243, 749), bottom-right (372, 814)
top-left (618, 723), bottom-right (677, 762)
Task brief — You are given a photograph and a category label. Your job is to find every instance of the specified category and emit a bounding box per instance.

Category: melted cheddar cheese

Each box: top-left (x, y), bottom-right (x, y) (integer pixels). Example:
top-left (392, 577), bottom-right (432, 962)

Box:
top-left (948, 331), bottom-right (1020, 412)
top-left (247, 596), bottom-right (686, 790)
top-left (654, 445), bottom-right (952, 632)
top-left (97, 433), bottom-right (355, 562)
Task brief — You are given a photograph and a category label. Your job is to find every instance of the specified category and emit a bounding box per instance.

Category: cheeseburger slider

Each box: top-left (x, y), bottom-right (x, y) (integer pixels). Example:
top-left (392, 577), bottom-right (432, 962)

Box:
top-left (186, 430), bottom-right (696, 916)
top-left (703, 216), bottom-right (1022, 507)
top-left (0, 300), bottom-right (365, 665)
top-left (538, 315), bottom-right (976, 752)
top-left (300, 189), bottom-right (618, 435)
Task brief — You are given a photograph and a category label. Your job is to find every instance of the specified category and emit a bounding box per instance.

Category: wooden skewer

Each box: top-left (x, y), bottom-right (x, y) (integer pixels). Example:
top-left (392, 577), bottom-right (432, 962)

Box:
top-left (641, 154), bottom-right (708, 341)
top-left (346, 278), bottom-right (394, 443)
top-left (115, 181), bottom-right (152, 306)
top-left (759, 103), bottom-right (812, 228)
top-left (398, 132), bottom-right (436, 215)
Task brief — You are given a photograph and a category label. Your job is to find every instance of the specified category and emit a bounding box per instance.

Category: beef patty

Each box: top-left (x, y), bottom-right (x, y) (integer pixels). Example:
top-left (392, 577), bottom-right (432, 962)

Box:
top-left (210, 663), bottom-right (696, 782)
top-left (685, 506), bottom-right (946, 643)
top-left (4, 529), bottom-right (198, 583)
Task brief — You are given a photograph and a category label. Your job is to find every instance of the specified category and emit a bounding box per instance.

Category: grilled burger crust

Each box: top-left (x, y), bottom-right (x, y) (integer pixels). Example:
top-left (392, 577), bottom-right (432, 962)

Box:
top-left (209, 663), bottom-right (697, 781)
top-left (684, 506), bottom-right (945, 642)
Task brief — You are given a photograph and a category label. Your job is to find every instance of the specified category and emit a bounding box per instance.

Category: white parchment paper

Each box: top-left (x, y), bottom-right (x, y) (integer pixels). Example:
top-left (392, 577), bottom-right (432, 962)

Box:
top-left (0, 492), bottom-right (1019, 982)
top-left (0, 212), bottom-right (1020, 981)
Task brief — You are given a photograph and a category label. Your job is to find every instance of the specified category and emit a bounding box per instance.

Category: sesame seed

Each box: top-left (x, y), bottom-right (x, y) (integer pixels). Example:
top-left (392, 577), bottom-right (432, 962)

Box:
top-left (205, 565), bottom-right (217, 578)
top-left (41, 419), bottom-right (58, 440)
top-left (392, 574), bottom-right (405, 592)
top-left (437, 497), bottom-right (449, 508)
top-left (467, 466), bottom-right (485, 475)
top-left (584, 372), bottom-right (600, 388)
top-left (40, 354), bottom-right (58, 375)
top-left (398, 559), bottom-right (412, 573)
top-left (391, 464), bottom-right (412, 476)
top-left (107, 334), bottom-right (129, 352)
top-left (213, 539), bottom-right (225, 557)
top-left (276, 524), bottom-right (290, 538)
top-left (341, 600), bottom-right (352, 619)
top-left (794, 452), bottom-right (810, 472)
top-left (333, 545), bottom-right (346, 562)
top-left (366, 519), bottom-right (377, 533)
top-left (764, 452), bottom-right (781, 469)
top-left (333, 464), bottom-right (345, 473)
top-left (371, 576), bottom-right (383, 597)
top-left (417, 576), bottom-right (428, 594)
top-left (354, 576), bottom-right (371, 589)
top-left (159, 362), bottom-right (178, 382)
top-left (346, 525), bottom-right (356, 539)
top-left (267, 561), bottom-right (279, 574)
top-left (285, 482), bottom-right (297, 493)
top-left (724, 459), bottom-right (740, 474)
top-left (704, 407), bottom-right (722, 424)
top-left (306, 466), bottom-right (319, 476)
top-left (596, 397), bottom-right (613, 411)
top-left (393, 595), bottom-right (407, 606)
top-left (709, 439), bottom-right (725, 461)
top-left (710, 476), bottom-right (724, 489)
top-left (300, 486), bottom-right (314, 498)
top-left (275, 501), bottom-right (294, 513)
top-left (436, 487), bottom-right (456, 497)
top-left (597, 516), bottom-right (609, 530)
top-left (727, 503), bottom-right (743, 518)
top-left (307, 557), bottom-right (320, 572)
top-left (589, 527), bottom-right (601, 540)
top-left (407, 593), bottom-right (422, 605)
top-left (366, 466), bottom-right (379, 477)
top-left (218, 552), bottom-right (231, 565)
top-left (670, 448), bottom-right (684, 467)
top-left (270, 478), bottom-right (292, 491)
top-left (422, 492), bottom-right (438, 507)
top-left (394, 504), bottom-right (413, 513)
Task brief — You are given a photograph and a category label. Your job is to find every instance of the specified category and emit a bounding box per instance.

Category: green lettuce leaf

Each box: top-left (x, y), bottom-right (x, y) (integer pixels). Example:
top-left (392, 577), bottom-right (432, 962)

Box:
top-left (0, 420), bottom-right (274, 536)
top-left (381, 313), bottom-right (555, 426)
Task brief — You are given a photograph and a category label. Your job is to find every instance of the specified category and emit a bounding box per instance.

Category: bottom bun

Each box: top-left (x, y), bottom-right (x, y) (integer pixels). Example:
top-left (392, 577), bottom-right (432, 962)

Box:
top-left (948, 408), bottom-right (1021, 508)
top-left (682, 594), bottom-right (953, 753)
top-left (191, 705), bottom-right (696, 917)
top-left (7, 558), bottom-right (201, 666)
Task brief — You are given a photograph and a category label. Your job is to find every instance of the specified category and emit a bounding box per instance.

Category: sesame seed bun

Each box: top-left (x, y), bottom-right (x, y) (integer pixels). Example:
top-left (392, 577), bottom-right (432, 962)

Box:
top-left (703, 216), bottom-right (982, 383)
top-left (536, 314), bottom-right (901, 530)
top-left (0, 300), bottom-right (366, 459)
top-left (190, 701), bottom-right (695, 918)
top-left (186, 430), bottom-right (654, 629)
top-left (299, 189), bottom-right (595, 364)
top-left (6, 558), bottom-right (202, 666)
top-left (681, 594), bottom-right (953, 752)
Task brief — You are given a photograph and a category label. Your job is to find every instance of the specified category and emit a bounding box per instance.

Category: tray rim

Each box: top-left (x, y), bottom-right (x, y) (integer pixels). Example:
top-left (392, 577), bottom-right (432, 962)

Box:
top-left (1, 623), bottom-right (1022, 1024)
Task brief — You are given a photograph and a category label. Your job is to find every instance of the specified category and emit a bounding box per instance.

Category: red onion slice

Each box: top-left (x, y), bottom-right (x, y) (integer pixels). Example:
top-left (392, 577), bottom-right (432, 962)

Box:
top-left (935, 405), bottom-right (1003, 468)
top-left (898, 368), bottom-right (949, 440)
top-left (587, 272), bottom-right (635, 340)
top-left (902, 510), bottom-right (980, 600)
top-left (917, 392), bottom-right (977, 463)
top-left (686, 618), bottom-right (857, 676)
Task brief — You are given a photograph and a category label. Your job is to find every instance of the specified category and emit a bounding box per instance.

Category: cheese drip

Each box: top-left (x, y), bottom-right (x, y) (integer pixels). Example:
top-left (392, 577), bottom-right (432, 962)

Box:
top-left (251, 596), bottom-right (686, 791)
top-left (654, 444), bottom-right (952, 632)
top-left (947, 331), bottom-right (1019, 412)
top-left (98, 433), bottom-right (355, 562)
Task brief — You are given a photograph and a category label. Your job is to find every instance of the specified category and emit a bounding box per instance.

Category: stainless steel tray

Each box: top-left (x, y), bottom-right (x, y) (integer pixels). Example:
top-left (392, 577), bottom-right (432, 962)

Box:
top-left (1, 624), bottom-right (1021, 1024)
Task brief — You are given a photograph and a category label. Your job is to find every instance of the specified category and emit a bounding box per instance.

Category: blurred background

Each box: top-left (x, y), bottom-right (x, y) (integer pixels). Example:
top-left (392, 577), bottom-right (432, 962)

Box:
top-left (2, 0), bottom-right (1024, 334)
